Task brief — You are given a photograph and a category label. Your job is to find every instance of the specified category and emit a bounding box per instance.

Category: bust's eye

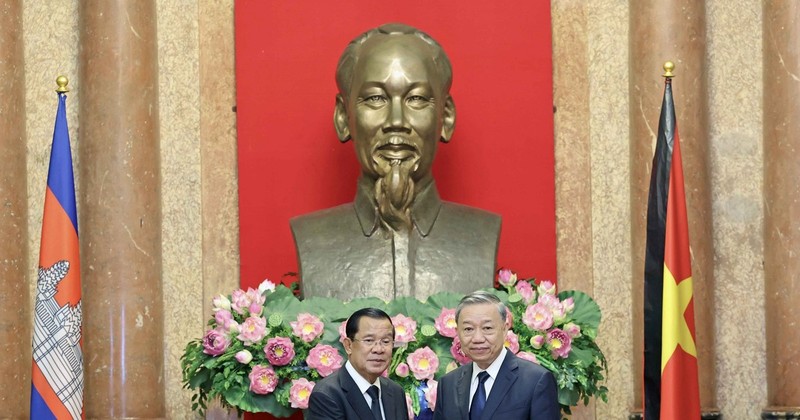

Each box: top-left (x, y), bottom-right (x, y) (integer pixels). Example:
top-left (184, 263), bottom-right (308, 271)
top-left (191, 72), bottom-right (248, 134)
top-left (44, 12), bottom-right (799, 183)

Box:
top-left (406, 95), bottom-right (431, 109)
top-left (363, 95), bottom-right (387, 105)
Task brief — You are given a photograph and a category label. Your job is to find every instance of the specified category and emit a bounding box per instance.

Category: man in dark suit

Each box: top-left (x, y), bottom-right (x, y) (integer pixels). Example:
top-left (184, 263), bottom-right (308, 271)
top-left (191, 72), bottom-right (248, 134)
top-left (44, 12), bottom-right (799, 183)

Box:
top-left (306, 308), bottom-right (408, 420)
top-left (433, 291), bottom-right (560, 420)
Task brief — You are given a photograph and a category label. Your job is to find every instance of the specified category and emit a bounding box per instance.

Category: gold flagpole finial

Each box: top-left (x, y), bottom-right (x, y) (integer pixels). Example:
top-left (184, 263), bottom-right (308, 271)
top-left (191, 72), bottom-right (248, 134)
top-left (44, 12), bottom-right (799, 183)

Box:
top-left (55, 75), bottom-right (70, 93)
top-left (662, 61), bottom-right (675, 78)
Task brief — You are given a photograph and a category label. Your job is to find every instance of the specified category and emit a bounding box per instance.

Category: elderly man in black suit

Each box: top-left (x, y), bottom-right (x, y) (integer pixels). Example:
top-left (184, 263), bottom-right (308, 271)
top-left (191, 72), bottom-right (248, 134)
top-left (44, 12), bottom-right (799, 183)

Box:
top-left (306, 308), bottom-right (407, 420)
top-left (433, 291), bottom-right (560, 420)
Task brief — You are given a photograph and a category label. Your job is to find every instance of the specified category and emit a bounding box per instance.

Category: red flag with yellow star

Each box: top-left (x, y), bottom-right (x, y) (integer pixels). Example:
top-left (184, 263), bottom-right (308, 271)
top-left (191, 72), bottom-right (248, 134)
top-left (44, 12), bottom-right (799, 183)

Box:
top-left (642, 72), bottom-right (701, 420)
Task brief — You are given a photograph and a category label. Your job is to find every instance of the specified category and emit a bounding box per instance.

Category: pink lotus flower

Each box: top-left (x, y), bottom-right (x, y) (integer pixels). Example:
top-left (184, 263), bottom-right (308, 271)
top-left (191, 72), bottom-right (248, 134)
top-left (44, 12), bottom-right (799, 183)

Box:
top-left (289, 378), bottom-right (315, 409)
top-left (505, 330), bottom-right (520, 353)
top-left (212, 294), bottom-right (231, 312)
top-left (564, 322), bottom-right (582, 338)
top-left (517, 351), bottom-right (539, 364)
top-left (523, 303), bottom-right (554, 331)
top-left (249, 365), bottom-right (278, 394)
top-left (338, 320), bottom-right (348, 344)
top-left (538, 280), bottom-right (557, 296)
top-left (395, 362), bottom-right (410, 378)
top-left (392, 314), bottom-right (417, 344)
top-left (231, 287), bottom-right (265, 315)
top-left (307, 344), bottom-right (343, 377)
top-left (237, 316), bottom-right (268, 345)
top-left (434, 308), bottom-right (458, 338)
top-left (505, 307), bottom-right (514, 328)
top-left (235, 349), bottom-right (253, 364)
top-left (249, 301), bottom-right (263, 317)
top-left (407, 347), bottom-right (439, 381)
top-left (424, 379), bottom-right (438, 411)
top-left (537, 294), bottom-right (562, 311)
top-left (515, 280), bottom-right (536, 304)
top-left (291, 313), bottom-right (324, 343)
top-left (450, 336), bottom-right (472, 365)
top-left (258, 278), bottom-right (277, 294)
top-left (202, 328), bottom-right (230, 356)
top-left (405, 393), bottom-right (415, 420)
top-left (562, 297), bottom-right (575, 314)
top-left (547, 328), bottom-right (572, 359)
top-left (497, 268), bottom-right (517, 287)
top-left (265, 336), bottom-right (295, 366)
top-left (214, 309), bottom-right (236, 331)
top-left (530, 334), bottom-right (545, 349)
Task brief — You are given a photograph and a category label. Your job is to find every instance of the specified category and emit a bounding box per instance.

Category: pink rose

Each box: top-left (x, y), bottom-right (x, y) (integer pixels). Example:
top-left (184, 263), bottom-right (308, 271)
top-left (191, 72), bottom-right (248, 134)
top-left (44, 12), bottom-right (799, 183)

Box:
top-left (291, 313), bottom-right (324, 343)
top-left (517, 351), bottom-right (539, 364)
top-left (392, 314), bottom-right (417, 344)
top-left (202, 328), bottom-right (230, 356)
top-left (249, 365), bottom-right (278, 394)
top-left (338, 320), bottom-right (348, 344)
top-left (530, 334), bottom-right (545, 349)
top-left (265, 336), bottom-right (295, 366)
top-left (235, 349), bottom-right (253, 364)
top-left (505, 330), bottom-right (520, 354)
top-left (547, 328), bottom-right (572, 359)
top-left (307, 344), bottom-right (343, 377)
top-left (434, 308), bottom-right (458, 338)
top-left (538, 280), bottom-right (557, 296)
top-left (523, 303), bottom-right (554, 331)
top-left (424, 379), bottom-right (438, 411)
top-left (450, 336), bottom-right (472, 365)
top-left (564, 322), bottom-right (582, 338)
top-left (497, 268), bottom-right (517, 287)
top-left (407, 347), bottom-right (439, 381)
top-left (289, 378), bottom-right (315, 409)
top-left (515, 280), bottom-right (535, 304)
top-left (405, 393), bottom-right (415, 420)
top-left (395, 362), bottom-right (410, 378)
top-left (237, 316), bottom-right (268, 345)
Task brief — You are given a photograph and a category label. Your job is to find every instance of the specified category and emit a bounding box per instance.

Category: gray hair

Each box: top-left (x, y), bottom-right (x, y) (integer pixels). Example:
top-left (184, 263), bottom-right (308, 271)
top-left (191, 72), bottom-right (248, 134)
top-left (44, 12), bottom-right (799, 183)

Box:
top-left (455, 290), bottom-right (507, 324)
top-left (335, 23), bottom-right (453, 100)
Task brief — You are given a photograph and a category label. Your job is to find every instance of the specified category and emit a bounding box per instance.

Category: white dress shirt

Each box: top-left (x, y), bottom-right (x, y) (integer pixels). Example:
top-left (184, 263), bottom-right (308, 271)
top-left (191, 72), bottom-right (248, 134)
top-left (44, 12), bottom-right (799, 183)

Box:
top-left (345, 361), bottom-right (386, 420)
top-left (468, 347), bottom-right (508, 410)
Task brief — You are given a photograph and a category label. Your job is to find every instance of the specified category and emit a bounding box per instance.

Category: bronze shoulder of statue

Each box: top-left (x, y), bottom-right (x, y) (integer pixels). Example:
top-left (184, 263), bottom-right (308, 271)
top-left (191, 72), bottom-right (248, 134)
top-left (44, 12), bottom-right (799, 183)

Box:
top-left (290, 23), bottom-right (502, 301)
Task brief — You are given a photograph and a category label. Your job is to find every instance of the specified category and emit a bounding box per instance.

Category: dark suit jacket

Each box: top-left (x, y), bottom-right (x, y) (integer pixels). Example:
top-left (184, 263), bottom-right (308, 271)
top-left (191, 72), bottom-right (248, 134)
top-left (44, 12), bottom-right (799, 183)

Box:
top-left (305, 368), bottom-right (408, 420)
top-left (432, 351), bottom-right (560, 420)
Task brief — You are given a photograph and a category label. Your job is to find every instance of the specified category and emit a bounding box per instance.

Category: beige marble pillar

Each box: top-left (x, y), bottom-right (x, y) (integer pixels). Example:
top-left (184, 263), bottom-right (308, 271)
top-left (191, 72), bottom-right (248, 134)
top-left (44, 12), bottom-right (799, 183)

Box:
top-left (629, 0), bottom-right (717, 416)
top-left (762, 2), bottom-right (800, 417)
top-left (78, 1), bottom-right (164, 418)
top-left (0, 0), bottom-right (31, 416)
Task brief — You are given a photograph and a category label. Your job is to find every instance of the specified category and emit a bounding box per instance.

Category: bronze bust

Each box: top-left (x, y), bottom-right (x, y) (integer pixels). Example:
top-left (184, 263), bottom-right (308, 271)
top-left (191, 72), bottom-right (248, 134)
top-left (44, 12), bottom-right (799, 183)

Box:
top-left (291, 23), bottom-right (501, 301)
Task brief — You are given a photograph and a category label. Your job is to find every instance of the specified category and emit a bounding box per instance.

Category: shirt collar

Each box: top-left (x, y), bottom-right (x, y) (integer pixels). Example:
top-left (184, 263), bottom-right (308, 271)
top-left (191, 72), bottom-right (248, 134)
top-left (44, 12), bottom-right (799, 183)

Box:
top-left (470, 347), bottom-right (508, 383)
top-left (354, 176), bottom-right (443, 237)
top-left (345, 360), bottom-right (381, 394)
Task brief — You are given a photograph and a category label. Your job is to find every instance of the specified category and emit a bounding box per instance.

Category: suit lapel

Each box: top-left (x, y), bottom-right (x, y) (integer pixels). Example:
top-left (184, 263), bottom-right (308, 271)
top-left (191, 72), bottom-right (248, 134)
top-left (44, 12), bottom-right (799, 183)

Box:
top-left (481, 352), bottom-right (519, 420)
top-left (341, 369), bottom-right (376, 420)
top-left (379, 377), bottom-right (396, 417)
top-left (456, 364), bottom-right (473, 420)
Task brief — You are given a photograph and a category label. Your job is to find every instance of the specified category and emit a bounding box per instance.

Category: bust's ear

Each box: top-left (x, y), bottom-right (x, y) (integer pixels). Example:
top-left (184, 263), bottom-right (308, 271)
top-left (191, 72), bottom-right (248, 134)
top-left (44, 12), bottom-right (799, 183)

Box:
top-left (440, 95), bottom-right (456, 143)
top-left (334, 94), bottom-right (351, 143)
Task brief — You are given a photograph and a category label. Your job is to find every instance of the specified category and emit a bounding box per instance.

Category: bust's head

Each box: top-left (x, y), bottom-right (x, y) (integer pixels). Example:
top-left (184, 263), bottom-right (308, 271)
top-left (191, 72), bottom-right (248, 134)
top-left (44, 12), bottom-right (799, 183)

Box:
top-left (334, 23), bottom-right (456, 230)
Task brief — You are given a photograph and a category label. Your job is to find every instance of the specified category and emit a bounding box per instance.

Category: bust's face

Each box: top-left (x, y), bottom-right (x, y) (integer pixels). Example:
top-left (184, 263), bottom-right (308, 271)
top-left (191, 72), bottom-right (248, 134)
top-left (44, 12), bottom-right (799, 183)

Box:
top-left (341, 35), bottom-right (452, 184)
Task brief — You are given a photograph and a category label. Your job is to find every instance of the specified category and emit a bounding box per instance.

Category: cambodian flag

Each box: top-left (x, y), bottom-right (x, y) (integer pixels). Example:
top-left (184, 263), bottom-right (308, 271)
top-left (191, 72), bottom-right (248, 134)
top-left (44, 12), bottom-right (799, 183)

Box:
top-left (30, 91), bottom-right (84, 419)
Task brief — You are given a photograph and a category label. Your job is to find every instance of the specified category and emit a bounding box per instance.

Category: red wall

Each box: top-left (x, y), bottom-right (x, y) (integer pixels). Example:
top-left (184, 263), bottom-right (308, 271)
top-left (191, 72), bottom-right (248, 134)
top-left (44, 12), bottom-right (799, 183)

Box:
top-left (235, 1), bottom-right (555, 294)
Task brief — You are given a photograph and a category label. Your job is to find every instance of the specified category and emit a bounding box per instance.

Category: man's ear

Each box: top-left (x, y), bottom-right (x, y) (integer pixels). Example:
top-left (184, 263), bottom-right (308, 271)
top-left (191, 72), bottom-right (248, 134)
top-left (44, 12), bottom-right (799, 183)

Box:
top-left (343, 337), bottom-right (353, 356)
top-left (440, 95), bottom-right (456, 143)
top-left (334, 94), bottom-right (351, 143)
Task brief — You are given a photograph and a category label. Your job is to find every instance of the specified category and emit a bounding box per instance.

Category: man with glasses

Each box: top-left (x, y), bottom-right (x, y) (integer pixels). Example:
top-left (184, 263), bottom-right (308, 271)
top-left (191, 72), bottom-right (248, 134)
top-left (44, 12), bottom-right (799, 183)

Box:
top-left (433, 291), bottom-right (560, 420)
top-left (307, 308), bottom-right (407, 419)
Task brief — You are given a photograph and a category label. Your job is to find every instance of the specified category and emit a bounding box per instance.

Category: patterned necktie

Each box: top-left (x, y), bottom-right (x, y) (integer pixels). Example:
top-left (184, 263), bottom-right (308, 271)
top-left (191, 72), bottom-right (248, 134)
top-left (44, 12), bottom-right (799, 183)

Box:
top-left (470, 371), bottom-right (490, 420)
top-left (367, 385), bottom-right (382, 420)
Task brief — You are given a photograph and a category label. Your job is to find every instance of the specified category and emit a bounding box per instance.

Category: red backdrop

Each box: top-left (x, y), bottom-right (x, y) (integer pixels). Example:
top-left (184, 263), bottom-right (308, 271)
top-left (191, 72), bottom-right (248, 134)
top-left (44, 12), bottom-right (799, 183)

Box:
top-left (235, 1), bottom-right (555, 418)
top-left (235, 3), bottom-right (556, 292)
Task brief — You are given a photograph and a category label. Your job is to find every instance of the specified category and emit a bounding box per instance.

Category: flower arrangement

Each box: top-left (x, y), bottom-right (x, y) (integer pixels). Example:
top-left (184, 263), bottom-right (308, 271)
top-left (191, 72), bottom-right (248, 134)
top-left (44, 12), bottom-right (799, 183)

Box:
top-left (181, 270), bottom-right (607, 418)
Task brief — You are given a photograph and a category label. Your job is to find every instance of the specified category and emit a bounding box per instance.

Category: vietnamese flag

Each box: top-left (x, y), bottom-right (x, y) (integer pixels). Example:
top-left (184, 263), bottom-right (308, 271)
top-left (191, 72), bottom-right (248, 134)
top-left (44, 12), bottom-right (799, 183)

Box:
top-left (642, 71), bottom-right (701, 420)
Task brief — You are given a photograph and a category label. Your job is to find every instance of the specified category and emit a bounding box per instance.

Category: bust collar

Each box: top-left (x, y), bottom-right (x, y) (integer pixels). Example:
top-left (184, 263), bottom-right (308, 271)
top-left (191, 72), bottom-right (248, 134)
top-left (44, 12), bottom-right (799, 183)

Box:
top-left (354, 176), bottom-right (442, 238)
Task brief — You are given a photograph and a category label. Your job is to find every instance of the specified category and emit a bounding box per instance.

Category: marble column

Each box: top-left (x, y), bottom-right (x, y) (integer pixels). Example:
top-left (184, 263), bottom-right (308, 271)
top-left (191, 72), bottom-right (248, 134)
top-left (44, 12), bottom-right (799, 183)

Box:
top-left (629, 0), bottom-right (718, 417)
top-left (0, 0), bottom-right (31, 416)
top-left (78, 1), bottom-right (164, 418)
top-left (762, 2), bottom-right (800, 418)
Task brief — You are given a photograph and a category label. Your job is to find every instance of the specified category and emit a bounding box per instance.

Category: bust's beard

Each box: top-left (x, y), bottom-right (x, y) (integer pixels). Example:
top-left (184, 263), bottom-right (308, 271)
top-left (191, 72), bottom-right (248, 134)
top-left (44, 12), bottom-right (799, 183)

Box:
top-left (374, 158), bottom-right (416, 233)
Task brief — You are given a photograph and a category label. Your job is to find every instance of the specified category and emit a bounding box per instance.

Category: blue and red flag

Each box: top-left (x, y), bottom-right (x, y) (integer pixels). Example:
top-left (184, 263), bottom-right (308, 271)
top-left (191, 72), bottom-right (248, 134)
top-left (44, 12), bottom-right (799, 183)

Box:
top-left (31, 90), bottom-right (84, 419)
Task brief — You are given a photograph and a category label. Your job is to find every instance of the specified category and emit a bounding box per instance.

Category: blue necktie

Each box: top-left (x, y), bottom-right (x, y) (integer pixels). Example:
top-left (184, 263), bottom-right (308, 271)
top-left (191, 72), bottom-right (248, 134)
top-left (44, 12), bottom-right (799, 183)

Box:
top-left (367, 385), bottom-right (382, 420)
top-left (470, 371), bottom-right (490, 420)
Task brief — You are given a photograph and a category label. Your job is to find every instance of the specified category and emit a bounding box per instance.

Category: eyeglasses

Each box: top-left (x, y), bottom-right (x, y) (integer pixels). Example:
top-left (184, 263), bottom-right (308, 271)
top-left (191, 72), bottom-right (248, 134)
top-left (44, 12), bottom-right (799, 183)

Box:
top-left (352, 338), bottom-right (394, 348)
